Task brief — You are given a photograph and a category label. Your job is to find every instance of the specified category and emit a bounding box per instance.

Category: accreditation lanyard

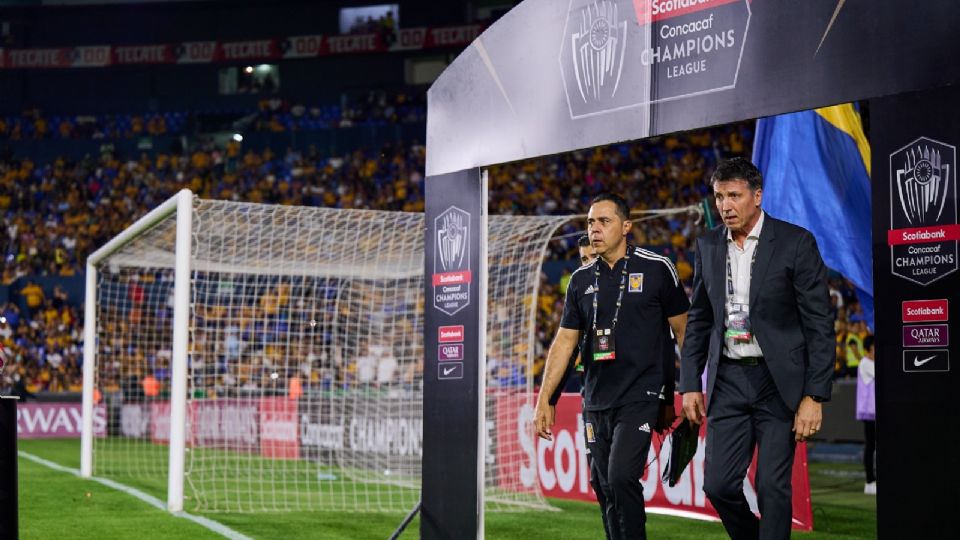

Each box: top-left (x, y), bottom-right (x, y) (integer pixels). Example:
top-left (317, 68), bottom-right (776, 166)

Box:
top-left (591, 250), bottom-right (631, 337)
top-left (725, 241), bottom-right (759, 299)
top-left (725, 241), bottom-right (759, 342)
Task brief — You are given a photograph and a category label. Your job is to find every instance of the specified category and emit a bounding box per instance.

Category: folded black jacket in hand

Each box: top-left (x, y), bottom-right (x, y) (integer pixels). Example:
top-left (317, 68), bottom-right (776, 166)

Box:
top-left (662, 419), bottom-right (700, 487)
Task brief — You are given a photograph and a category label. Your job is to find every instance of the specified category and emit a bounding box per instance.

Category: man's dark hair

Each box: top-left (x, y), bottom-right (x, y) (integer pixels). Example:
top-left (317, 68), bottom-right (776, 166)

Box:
top-left (577, 234), bottom-right (590, 248)
top-left (863, 335), bottom-right (875, 352)
top-left (590, 193), bottom-right (630, 221)
top-left (711, 157), bottom-right (763, 191)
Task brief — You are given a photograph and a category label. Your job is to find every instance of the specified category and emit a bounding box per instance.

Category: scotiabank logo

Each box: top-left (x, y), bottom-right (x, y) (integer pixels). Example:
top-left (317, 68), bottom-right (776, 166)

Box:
top-left (902, 299), bottom-right (949, 322)
top-left (438, 325), bottom-right (465, 343)
top-left (432, 270), bottom-right (472, 286)
top-left (537, 408), bottom-right (593, 495)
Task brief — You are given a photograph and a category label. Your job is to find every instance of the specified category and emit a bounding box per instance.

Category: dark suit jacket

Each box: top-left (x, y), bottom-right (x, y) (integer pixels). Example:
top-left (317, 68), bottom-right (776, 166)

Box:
top-left (679, 214), bottom-right (835, 411)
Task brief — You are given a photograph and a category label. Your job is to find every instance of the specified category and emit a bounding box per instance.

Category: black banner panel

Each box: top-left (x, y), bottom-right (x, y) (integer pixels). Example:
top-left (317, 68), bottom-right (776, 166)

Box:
top-left (427, 0), bottom-right (960, 176)
top-left (422, 168), bottom-right (485, 539)
top-left (871, 86), bottom-right (959, 539)
top-left (0, 397), bottom-right (18, 537)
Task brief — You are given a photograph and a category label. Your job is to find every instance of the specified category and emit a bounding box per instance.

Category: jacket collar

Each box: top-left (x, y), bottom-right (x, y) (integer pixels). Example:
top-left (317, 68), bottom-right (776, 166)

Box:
top-left (709, 214), bottom-right (778, 306)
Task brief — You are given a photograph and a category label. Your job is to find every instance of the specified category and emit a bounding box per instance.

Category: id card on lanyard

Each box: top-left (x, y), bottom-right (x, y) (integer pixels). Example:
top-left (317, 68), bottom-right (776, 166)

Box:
top-left (591, 251), bottom-right (630, 362)
top-left (724, 246), bottom-right (758, 343)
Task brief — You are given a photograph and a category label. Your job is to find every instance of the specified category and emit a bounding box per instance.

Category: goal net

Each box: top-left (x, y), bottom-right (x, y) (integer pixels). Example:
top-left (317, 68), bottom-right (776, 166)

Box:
top-left (83, 191), bottom-right (570, 513)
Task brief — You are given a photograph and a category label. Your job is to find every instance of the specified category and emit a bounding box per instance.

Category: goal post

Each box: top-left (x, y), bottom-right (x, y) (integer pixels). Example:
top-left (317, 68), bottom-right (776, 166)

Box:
top-left (82, 190), bottom-right (570, 514)
top-left (81, 189), bottom-right (193, 511)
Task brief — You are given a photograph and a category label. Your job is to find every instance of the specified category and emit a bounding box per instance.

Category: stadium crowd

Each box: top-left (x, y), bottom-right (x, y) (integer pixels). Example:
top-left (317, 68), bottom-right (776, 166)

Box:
top-left (0, 119), bottom-right (870, 397)
top-left (345, 9), bottom-right (399, 46)
top-left (0, 290), bottom-right (84, 396)
top-left (0, 92), bottom-right (426, 141)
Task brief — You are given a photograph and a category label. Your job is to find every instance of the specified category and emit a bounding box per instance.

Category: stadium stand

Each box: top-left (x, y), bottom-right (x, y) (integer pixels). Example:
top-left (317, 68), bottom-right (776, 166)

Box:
top-left (0, 92), bottom-right (426, 141)
top-left (0, 119), bottom-right (867, 398)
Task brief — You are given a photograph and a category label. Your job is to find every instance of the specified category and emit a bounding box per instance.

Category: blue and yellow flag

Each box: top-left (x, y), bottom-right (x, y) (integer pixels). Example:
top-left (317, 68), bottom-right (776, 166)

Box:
top-left (753, 104), bottom-right (873, 330)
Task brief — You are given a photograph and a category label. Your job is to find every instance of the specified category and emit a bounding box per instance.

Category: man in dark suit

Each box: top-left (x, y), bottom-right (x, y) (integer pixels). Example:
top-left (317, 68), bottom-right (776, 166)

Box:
top-left (680, 158), bottom-right (835, 540)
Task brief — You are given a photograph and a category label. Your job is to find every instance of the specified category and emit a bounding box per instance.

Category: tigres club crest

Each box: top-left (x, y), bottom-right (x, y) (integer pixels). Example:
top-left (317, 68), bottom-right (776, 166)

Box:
top-left (628, 272), bottom-right (643, 292)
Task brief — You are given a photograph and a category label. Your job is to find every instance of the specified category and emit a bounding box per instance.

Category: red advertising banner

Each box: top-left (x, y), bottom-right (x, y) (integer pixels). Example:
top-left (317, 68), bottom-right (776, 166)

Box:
top-left (282, 35), bottom-right (325, 59)
top-left (150, 401), bottom-right (172, 444)
top-left (176, 41), bottom-right (220, 64)
top-left (421, 25), bottom-right (482, 48)
top-left (71, 46), bottom-right (112, 68)
top-left (632, 0), bottom-right (742, 24)
top-left (887, 224), bottom-right (960, 246)
top-left (114, 44), bottom-right (175, 65)
top-left (497, 392), bottom-right (813, 531)
top-left (391, 28), bottom-right (428, 51)
top-left (220, 39), bottom-right (281, 62)
top-left (147, 398), bottom-right (295, 458)
top-left (16, 402), bottom-right (107, 439)
top-left (902, 299), bottom-right (949, 322)
top-left (4, 48), bottom-right (70, 68)
top-left (325, 34), bottom-right (381, 55)
top-left (259, 397), bottom-right (299, 460)
top-left (191, 399), bottom-right (259, 452)
top-left (0, 24), bottom-right (484, 70)
top-left (438, 325), bottom-right (465, 343)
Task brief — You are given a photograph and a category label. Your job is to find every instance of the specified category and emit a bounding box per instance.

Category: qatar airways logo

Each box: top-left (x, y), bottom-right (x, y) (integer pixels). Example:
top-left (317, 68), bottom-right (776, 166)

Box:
top-left (902, 299), bottom-right (949, 323)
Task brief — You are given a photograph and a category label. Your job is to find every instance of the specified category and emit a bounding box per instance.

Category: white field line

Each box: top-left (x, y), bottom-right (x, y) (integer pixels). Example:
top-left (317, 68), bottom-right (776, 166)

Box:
top-left (18, 451), bottom-right (253, 540)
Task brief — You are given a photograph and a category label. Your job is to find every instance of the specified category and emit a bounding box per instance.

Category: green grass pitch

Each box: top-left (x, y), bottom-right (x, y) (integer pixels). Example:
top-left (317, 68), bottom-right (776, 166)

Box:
top-left (17, 438), bottom-right (876, 539)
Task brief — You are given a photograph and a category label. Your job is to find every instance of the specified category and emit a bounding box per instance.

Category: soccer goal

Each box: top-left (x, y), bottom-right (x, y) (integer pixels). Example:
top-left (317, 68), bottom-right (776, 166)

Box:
top-left (81, 190), bottom-right (569, 513)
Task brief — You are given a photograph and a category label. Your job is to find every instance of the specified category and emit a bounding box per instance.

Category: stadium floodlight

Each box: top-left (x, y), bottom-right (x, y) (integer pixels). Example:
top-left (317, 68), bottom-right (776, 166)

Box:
top-left (82, 190), bottom-right (568, 513)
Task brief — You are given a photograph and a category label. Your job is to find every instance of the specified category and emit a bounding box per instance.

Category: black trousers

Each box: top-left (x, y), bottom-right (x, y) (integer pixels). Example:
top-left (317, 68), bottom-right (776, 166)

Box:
top-left (704, 361), bottom-right (796, 540)
top-left (586, 444), bottom-right (614, 539)
top-left (585, 437), bottom-right (613, 538)
top-left (863, 420), bottom-right (876, 483)
top-left (584, 400), bottom-right (659, 540)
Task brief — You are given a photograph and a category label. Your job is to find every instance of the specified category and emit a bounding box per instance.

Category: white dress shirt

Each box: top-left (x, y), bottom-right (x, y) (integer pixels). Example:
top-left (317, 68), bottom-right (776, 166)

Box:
top-left (723, 211), bottom-right (765, 358)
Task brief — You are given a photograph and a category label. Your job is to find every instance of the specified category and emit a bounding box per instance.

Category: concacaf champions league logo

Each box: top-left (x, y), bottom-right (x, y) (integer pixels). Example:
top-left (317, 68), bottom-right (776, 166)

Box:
top-left (559, 0), bottom-right (751, 119)
top-left (890, 137), bottom-right (958, 285)
top-left (895, 143), bottom-right (952, 226)
top-left (432, 206), bottom-right (472, 316)
top-left (438, 209), bottom-right (468, 271)
top-left (569, 0), bottom-right (628, 104)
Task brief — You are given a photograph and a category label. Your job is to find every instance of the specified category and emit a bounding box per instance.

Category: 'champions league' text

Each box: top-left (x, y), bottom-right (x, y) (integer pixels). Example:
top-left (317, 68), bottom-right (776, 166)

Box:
top-left (641, 12), bottom-right (740, 80)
